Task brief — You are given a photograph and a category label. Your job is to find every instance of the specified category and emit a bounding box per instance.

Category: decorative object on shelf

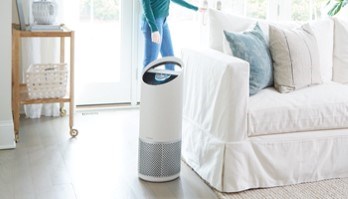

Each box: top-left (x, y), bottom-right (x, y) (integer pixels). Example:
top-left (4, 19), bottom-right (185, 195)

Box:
top-left (26, 63), bottom-right (68, 99)
top-left (32, 0), bottom-right (58, 25)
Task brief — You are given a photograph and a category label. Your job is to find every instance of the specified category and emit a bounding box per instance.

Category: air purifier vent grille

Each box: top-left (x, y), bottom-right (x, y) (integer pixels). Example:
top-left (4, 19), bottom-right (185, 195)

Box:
top-left (139, 139), bottom-right (181, 178)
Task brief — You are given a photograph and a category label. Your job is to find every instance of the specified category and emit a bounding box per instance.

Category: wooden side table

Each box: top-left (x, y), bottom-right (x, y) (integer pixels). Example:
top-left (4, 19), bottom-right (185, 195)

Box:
top-left (12, 24), bottom-right (78, 142)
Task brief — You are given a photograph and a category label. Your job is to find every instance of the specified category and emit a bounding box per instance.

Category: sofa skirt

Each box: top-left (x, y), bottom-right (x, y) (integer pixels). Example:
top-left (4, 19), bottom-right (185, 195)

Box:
top-left (182, 117), bottom-right (348, 192)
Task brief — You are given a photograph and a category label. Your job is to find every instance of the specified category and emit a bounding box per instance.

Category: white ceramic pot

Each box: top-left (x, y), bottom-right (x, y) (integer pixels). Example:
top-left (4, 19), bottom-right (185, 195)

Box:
top-left (32, 0), bottom-right (58, 25)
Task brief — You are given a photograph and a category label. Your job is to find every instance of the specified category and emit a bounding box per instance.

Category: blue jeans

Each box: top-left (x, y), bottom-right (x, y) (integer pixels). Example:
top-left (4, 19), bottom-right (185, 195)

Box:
top-left (141, 17), bottom-right (174, 70)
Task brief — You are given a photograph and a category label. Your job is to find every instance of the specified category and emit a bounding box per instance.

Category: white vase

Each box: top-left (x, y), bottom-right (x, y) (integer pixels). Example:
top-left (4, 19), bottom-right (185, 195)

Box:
top-left (32, 0), bottom-right (58, 25)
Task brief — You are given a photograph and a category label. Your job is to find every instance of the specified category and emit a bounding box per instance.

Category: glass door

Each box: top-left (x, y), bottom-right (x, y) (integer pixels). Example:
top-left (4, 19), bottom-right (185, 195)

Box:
top-left (75, 0), bottom-right (133, 105)
top-left (169, 0), bottom-right (201, 55)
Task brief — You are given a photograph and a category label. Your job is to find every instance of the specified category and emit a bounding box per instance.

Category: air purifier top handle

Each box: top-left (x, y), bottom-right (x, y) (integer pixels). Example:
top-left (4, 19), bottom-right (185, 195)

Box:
top-left (142, 56), bottom-right (183, 76)
top-left (142, 56), bottom-right (183, 85)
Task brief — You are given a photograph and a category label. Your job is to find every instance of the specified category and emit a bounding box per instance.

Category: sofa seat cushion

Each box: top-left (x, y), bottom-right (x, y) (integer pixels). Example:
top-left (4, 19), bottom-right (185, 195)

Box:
top-left (248, 82), bottom-right (348, 136)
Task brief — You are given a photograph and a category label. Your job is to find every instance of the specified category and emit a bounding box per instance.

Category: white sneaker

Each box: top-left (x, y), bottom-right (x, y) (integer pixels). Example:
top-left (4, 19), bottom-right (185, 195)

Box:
top-left (155, 73), bottom-right (171, 81)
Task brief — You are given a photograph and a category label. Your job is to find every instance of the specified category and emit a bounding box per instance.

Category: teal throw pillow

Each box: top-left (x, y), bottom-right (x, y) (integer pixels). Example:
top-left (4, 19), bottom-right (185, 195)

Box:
top-left (223, 23), bottom-right (273, 95)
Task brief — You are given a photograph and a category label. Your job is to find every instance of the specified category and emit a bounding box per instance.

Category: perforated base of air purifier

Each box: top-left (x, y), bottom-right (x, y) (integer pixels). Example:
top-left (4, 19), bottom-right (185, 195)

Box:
top-left (138, 139), bottom-right (181, 181)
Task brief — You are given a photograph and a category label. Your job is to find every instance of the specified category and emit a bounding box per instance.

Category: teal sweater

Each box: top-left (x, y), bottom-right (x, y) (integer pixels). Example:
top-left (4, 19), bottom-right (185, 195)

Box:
top-left (141, 0), bottom-right (198, 32)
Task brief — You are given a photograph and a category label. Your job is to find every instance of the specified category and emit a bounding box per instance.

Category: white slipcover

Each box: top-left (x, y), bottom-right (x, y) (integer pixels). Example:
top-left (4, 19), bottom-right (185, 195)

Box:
top-left (181, 48), bottom-right (348, 192)
top-left (248, 82), bottom-right (348, 136)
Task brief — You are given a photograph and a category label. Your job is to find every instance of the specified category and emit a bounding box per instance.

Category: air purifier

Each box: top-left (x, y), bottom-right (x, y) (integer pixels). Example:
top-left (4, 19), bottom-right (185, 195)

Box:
top-left (138, 57), bottom-right (184, 182)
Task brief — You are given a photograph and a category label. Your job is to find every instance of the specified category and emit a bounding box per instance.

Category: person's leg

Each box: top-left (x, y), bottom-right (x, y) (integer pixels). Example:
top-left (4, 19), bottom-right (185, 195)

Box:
top-left (141, 17), bottom-right (171, 81)
top-left (160, 18), bottom-right (175, 71)
top-left (141, 18), bottom-right (163, 68)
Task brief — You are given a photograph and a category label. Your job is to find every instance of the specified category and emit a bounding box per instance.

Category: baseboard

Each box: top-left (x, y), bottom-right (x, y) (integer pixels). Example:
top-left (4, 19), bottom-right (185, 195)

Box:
top-left (0, 120), bottom-right (16, 149)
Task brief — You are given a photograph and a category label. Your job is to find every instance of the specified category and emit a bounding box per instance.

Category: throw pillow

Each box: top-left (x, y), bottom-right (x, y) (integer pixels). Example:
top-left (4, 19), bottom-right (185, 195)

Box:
top-left (308, 19), bottom-right (334, 83)
top-left (333, 18), bottom-right (348, 84)
top-left (223, 23), bottom-right (273, 96)
top-left (269, 24), bottom-right (322, 93)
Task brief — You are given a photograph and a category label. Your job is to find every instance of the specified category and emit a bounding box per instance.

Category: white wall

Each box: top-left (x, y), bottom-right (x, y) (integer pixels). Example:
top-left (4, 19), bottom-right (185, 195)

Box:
top-left (0, 0), bottom-right (15, 149)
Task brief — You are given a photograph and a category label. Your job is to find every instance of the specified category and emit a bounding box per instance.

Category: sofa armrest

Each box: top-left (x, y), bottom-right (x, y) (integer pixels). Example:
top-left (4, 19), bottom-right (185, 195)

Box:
top-left (181, 48), bottom-right (249, 142)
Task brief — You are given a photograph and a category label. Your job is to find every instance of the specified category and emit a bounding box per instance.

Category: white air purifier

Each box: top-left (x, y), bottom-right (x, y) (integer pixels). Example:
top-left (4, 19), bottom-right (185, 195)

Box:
top-left (138, 57), bottom-right (184, 182)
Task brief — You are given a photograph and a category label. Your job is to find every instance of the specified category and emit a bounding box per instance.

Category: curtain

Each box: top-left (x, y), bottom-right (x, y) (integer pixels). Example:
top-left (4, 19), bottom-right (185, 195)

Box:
top-left (22, 0), bottom-right (63, 118)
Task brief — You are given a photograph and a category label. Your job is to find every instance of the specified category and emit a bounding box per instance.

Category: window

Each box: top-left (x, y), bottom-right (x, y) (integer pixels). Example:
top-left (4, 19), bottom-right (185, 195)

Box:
top-left (169, 0), bottom-right (201, 54)
top-left (312, 0), bottom-right (329, 19)
top-left (80, 0), bottom-right (120, 21)
top-left (219, 0), bottom-right (328, 21)
top-left (246, 0), bottom-right (268, 19)
top-left (220, 0), bottom-right (245, 16)
top-left (166, 0), bottom-right (329, 65)
top-left (220, 0), bottom-right (268, 19)
top-left (291, 0), bottom-right (328, 21)
top-left (291, 0), bottom-right (310, 21)
top-left (75, 0), bottom-right (133, 105)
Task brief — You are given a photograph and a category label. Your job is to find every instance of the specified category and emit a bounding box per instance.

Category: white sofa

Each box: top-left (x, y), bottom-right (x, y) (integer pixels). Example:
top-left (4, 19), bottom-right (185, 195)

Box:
top-left (181, 9), bottom-right (348, 192)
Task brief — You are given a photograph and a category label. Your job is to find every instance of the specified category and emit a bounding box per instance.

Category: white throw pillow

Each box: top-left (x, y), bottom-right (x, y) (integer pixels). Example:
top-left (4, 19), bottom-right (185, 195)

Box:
top-left (333, 18), bottom-right (348, 84)
top-left (269, 24), bottom-right (322, 93)
top-left (208, 9), bottom-right (268, 52)
top-left (308, 19), bottom-right (334, 82)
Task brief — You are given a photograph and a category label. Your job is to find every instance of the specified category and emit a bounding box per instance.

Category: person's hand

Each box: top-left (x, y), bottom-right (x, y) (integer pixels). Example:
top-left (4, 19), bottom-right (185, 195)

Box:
top-left (151, 31), bottom-right (161, 44)
top-left (198, 7), bottom-right (207, 12)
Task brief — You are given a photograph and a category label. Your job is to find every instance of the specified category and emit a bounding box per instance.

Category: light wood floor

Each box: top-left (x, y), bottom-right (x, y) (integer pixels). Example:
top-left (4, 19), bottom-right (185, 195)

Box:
top-left (0, 109), bottom-right (218, 199)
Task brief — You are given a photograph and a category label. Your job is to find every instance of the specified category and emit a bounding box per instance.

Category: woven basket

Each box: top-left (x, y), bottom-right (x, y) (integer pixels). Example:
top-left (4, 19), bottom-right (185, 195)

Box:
top-left (26, 63), bottom-right (68, 99)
